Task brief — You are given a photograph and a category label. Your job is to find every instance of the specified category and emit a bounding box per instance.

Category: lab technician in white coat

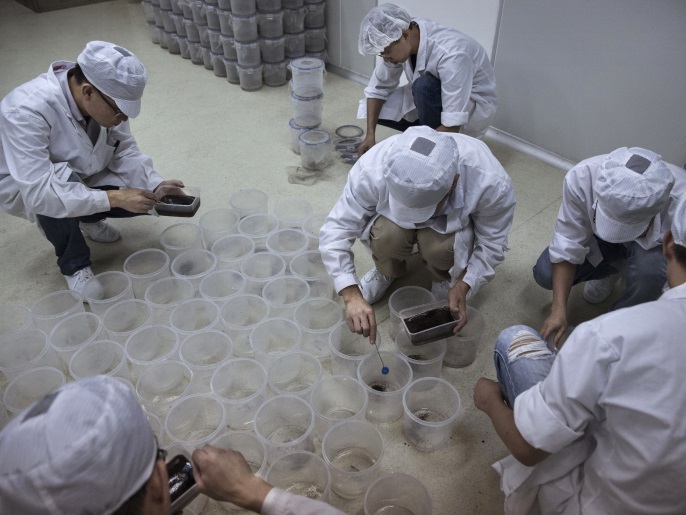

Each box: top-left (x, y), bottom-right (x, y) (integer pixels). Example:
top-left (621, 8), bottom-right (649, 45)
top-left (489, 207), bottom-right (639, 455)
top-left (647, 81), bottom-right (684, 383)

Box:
top-left (319, 126), bottom-right (515, 343)
top-left (0, 375), bottom-right (346, 515)
top-left (533, 147), bottom-right (686, 345)
top-left (356, 3), bottom-right (497, 157)
top-left (0, 41), bottom-right (183, 294)
top-left (473, 195), bottom-right (686, 514)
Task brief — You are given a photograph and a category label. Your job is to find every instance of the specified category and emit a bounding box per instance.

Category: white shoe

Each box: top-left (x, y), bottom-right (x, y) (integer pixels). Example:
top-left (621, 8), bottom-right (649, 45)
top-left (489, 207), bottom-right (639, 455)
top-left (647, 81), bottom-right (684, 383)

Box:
top-left (583, 273), bottom-right (620, 304)
top-left (360, 268), bottom-right (394, 304)
top-left (80, 220), bottom-right (121, 243)
top-left (64, 266), bottom-right (100, 298)
top-left (431, 280), bottom-right (451, 302)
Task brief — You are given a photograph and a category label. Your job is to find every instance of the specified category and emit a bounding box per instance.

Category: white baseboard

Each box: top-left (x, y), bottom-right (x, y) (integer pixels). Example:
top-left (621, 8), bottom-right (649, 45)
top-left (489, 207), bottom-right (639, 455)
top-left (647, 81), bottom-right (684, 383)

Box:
top-left (485, 127), bottom-right (576, 172)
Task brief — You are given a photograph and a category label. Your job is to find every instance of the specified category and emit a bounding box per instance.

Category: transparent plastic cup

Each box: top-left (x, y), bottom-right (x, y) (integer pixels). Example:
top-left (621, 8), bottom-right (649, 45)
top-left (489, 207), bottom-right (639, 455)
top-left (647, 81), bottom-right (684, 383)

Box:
top-left (310, 375), bottom-right (368, 440)
top-left (301, 210), bottom-right (328, 250)
top-left (0, 329), bottom-right (61, 381)
top-left (290, 250), bottom-right (335, 299)
top-left (291, 92), bottom-right (323, 128)
top-left (49, 312), bottom-right (104, 369)
top-left (212, 234), bottom-right (255, 271)
top-left (266, 351), bottom-right (321, 399)
top-left (443, 306), bottom-right (485, 368)
top-left (388, 286), bottom-right (436, 340)
top-left (125, 324), bottom-right (180, 381)
top-left (273, 198), bottom-right (313, 229)
top-left (293, 298), bottom-right (342, 360)
top-left (179, 330), bottom-right (233, 392)
top-left (265, 229), bottom-right (309, 269)
top-left (262, 276), bottom-right (310, 319)
top-left (262, 36), bottom-right (286, 64)
top-left (212, 431), bottom-right (267, 477)
top-left (102, 299), bottom-right (152, 344)
top-left (394, 331), bottom-right (446, 380)
top-left (210, 358), bottom-right (268, 430)
top-left (250, 318), bottom-right (302, 370)
top-left (230, 0), bottom-right (255, 15)
top-left (253, 394), bottom-right (315, 464)
top-left (402, 377), bottom-right (462, 452)
top-left (240, 252), bottom-right (286, 296)
top-left (171, 249), bottom-right (218, 293)
top-left (30, 290), bottom-right (84, 333)
top-left (123, 248), bottom-right (171, 299)
top-left (328, 322), bottom-right (375, 377)
top-left (257, 9), bottom-right (283, 37)
top-left (321, 420), bottom-right (384, 499)
top-left (289, 56), bottom-right (324, 97)
top-left (228, 188), bottom-right (268, 218)
top-left (199, 269), bottom-right (246, 307)
top-left (164, 394), bottom-right (226, 450)
top-left (231, 12), bottom-right (257, 42)
top-left (199, 208), bottom-right (240, 248)
top-left (238, 214), bottom-right (279, 253)
top-left (136, 360), bottom-right (194, 417)
top-left (83, 271), bottom-right (134, 317)
top-left (144, 277), bottom-right (195, 325)
top-left (169, 298), bottom-right (221, 336)
top-left (357, 351), bottom-right (413, 423)
top-left (145, 409), bottom-right (164, 441)
top-left (0, 303), bottom-right (32, 338)
top-left (287, 117), bottom-right (318, 154)
top-left (68, 340), bottom-right (129, 381)
top-left (220, 295), bottom-right (270, 357)
top-left (266, 451), bottom-right (330, 502)
top-left (364, 472), bottom-right (432, 515)
top-left (3, 367), bottom-right (66, 416)
top-left (160, 222), bottom-right (205, 261)
top-left (299, 128), bottom-right (331, 170)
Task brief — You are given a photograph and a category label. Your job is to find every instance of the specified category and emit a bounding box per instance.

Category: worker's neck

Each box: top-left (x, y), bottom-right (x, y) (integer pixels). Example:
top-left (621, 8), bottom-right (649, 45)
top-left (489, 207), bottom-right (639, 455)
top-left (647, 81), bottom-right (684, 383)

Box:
top-left (67, 75), bottom-right (90, 120)
top-left (409, 24), bottom-right (420, 55)
top-left (667, 266), bottom-right (686, 290)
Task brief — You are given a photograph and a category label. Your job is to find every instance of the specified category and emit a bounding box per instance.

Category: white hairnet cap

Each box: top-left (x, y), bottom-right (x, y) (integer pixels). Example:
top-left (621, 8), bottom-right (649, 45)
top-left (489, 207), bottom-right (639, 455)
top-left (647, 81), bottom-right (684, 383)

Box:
top-left (358, 3), bottom-right (411, 55)
top-left (0, 376), bottom-right (157, 515)
top-left (77, 41), bottom-right (148, 118)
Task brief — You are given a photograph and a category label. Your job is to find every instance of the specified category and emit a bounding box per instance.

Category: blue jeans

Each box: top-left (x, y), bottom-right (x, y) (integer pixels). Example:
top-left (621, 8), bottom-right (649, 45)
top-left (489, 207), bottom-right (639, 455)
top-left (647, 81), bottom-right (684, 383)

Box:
top-left (36, 185), bottom-right (144, 276)
top-left (532, 237), bottom-right (666, 311)
top-left (377, 75), bottom-right (442, 132)
top-left (494, 325), bottom-right (557, 408)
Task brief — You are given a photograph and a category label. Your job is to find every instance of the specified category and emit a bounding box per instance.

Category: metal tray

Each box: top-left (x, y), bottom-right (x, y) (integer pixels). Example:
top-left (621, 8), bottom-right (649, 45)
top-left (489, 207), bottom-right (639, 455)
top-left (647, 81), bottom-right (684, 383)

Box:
top-left (400, 301), bottom-right (459, 346)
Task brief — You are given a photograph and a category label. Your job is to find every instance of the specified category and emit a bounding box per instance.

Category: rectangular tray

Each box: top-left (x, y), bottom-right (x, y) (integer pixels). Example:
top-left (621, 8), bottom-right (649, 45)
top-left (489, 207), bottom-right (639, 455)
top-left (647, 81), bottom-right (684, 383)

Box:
top-left (155, 194), bottom-right (201, 217)
top-left (400, 301), bottom-right (460, 346)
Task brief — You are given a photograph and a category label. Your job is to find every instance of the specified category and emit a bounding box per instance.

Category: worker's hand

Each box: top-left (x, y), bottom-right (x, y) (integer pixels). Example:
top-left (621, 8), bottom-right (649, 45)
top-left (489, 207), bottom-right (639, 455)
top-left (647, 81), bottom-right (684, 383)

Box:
top-left (448, 280), bottom-right (470, 333)
top-left (539, 307), bottom-right (568, 348)
top-left (340, 285), bottom-right (377, 344)
top-left (473, 377), bottom-right (504, 414)
top-left (191, 446), bottom-right (273, 513)
top-left (357, 135), bottom-right (376, 158)
top-left (154, 180), bottom-right (186, 199)
top-left (106, 188), bottom-right (158, 213)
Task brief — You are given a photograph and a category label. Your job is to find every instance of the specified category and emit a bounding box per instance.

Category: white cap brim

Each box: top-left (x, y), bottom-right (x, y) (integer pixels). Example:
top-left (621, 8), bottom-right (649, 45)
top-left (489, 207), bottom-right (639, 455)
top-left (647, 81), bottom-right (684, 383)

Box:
top-left (595, 203), bottom-right (651, 243)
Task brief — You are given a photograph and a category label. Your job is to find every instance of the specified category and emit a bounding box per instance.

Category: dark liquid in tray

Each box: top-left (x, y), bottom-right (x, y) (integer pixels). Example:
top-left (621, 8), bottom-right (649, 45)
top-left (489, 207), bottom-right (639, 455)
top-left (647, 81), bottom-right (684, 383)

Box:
top-left (156, 195), bottom-right (200, 217)
top-left (159, 195), bottom-right (196, 205)
top-left (404, 306), bottom-right (455, 333)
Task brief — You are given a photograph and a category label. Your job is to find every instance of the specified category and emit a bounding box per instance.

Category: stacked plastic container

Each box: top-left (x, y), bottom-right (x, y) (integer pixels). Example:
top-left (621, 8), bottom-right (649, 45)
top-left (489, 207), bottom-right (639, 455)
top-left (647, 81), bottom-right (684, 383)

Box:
top-left (142, 0), bottom-right (327, 92)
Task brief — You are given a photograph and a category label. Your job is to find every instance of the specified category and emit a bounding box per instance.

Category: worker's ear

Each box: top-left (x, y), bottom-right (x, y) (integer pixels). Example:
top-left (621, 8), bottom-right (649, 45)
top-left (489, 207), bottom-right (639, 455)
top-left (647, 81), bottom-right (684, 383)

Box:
top-left (81, 83), bottom-right (95, 100)
top-left (663, 230), bottom-right (674, 260)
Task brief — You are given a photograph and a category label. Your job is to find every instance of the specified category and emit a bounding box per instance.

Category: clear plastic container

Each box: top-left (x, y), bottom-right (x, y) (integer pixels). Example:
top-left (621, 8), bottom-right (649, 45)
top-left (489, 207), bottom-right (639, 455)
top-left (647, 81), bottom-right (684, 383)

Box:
top-left (388, 286), bottom-right (436, 340)
top-left (167, 32), bottom-right (180, 55)
top-left (249, 317), bottom-right (302, 370)
top-left (237, 63), bottom-right (263, 91)
top-left (48, 312), bottom-right (104, 369)
top-left (143, 0), bottom-right (156, 22)
top-left (293, 298), bottom-right (342, 360)
top-left (238, 214), bottom-right (280, 252)
top-left (230, 0), bottom-right (255, 15)
top-left (262, 276), bottom-right (310, 319)
top-left (143, 277), bottom-right (195, 325)
top-left (289, 56), bottom-right (324, 97)
top-left (266, 350), bottom-right (320, 398)
top-left (266, 451), bottom-right (330, 502)
top-left (102, 299), bottom-right (153, 344)
top-left (180, 0), bottom-right (193, 19)
top-left (256, 0), bottom-right (280, 10)
top-left (364, 473), bottom-right (432, 515)
top-left (0, 329), bottom-right (60, 381)
top-left (321, 420), bottom-right (383, 499)
top-left (261, 35), bottom-right (285, 63)
top-left (135, 360), bottom-right (194, 417)
top-left (303, 0), bottom-right (325, 29)
top-left (165, 394), bottom-right (226, 451)
top-left (190, 0), bottom-right (206, 24)
top-left (68, 340), bottom-right (129, 381)
top-left (158, 27), bottom-right (168, 48)
top-left (357, 351), bottom-right (413, 423)
top-left (217, 8), bottom-right (233, 36)
top-left (0, 303), bottom-right (32, 338)
top-left (394, 330), bottom-right (446, 380)
top-left (202, 46), bottom-right (213, 70)
top-left (179, 330), bottom-right (233, 392)
top-left (160, 222), bottom-right (205, 261)
top-left (210, 358), bottom-right (268, 429)
top-left (265, 229), bottom-right (309, 268)
top-left (284, 31), bottom-right (305, 58)
top-left (273, 197), bottom-right (313, 228)
top-left (154, 5), bottom-right (164, 27)
top-left (125, 324), bottom-right (180, 380)
top-left (30, 290), bottom-right (84, 333)
top-left (206, 4), bottom-right (221, 29)
top-left (169, 298), bottom-right (222, 336)
top-left (2, 367), bottom-right (66, 416)
top-left (402, 377), bottom-right (461, 451)
top-left (328, 322), bottom-right (375, 378)
top-left (240, 252), bottom-right (286, 295)
top-left (171, 249), bottom-right (218, 292)
top-left (235, 39), bottom-right (261, 66)
top-left (170, 0), bottom-right (182, 14)
top-left (147, 21), bottom-right (160, 44)
top-left (184, 18), bottom-right (200, 42)
top-left (212, 234), bottom-right (255, 270)
top-left (212, 431), bottom-right (267, 477)
top-left (231, 13), bottom-right (258, 42)
top-left (291, 92), bottom-right (323, 128)
top-left (228, 188), bottom-right (268, 217)
top-left (83, 271), bottom-right (134, 317)
top-left (305, 27), bottom-right (326, 52)
top-left (199, 208), bottom-right (240, 248)
top-left (217, 0), bottom-right (231, 8)
top-left (282, 0), bottom-right (303, 6)
top-left (199, 269), bottom-right (246, 306)
top-left (220, 294), bottom-right (269, 356)
top-left (310, 375), bottom-right (368, 440)
top-left (282, 5), bottom-right (306, 33)
top-left (253, 394), bottom-right (315, 464)
top-left (287, 118), bottom-right (317, 154)
top-left (208, 27), bottom-right (223, 52)
top-left (443, 305), bottom-right (485, 368)
top-left (263, 60), bottom-right (287, 86)
top-left (399, 301), bottom-right (459, 345)
top-left (257, 10), bottom-right (283, 37)
top-left (161, 8), bottom-right (175, 31)
top-left (178, 35), bottom-right (191, 58)
top-left (123, 248), bottom-right (171, 299)
top-left (299, 128), bottom-right (331, 170)
top-left (300, 210), bottom-right (327, 250)
top-left (221, 34), bottom-right (237, 59)
top-left (224, 57), bottom-right (240, 83)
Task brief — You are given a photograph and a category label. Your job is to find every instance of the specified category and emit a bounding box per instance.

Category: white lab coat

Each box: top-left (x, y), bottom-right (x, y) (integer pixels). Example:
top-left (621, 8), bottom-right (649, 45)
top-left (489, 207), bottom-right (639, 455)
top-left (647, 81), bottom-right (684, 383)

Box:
top-left (319, 133), bottom-right (515, 296)
top-left (262, 488), bottom-right (345, 515)
top-left (549, 152), bottom-right (686, 266)
top-left (0, 61), bottom-right (163, 222)
top-left (495, 282), bottom-right (686, 514)
top-left (360, 17), bottom-right (497, 139)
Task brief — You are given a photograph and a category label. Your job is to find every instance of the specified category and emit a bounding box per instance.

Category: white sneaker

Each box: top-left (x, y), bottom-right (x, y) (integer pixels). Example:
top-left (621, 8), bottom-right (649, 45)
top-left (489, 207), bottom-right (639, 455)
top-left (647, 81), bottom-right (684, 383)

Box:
top-left (583, 273), bottom-right (620, 304)
top-left (80, 220), bottom-right (121, 243)
top-left (64, 266), bottom-right (100, 297)
top-left (360, 268), bottom-right (394, 304)
top-left (431, 280), bottom-right (451, 302)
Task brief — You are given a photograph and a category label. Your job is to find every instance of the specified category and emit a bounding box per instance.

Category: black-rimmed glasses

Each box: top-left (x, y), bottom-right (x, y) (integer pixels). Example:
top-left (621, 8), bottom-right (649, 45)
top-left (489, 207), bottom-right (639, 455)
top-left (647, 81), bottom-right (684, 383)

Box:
top-left (92, 86), bottom-right (125, 118)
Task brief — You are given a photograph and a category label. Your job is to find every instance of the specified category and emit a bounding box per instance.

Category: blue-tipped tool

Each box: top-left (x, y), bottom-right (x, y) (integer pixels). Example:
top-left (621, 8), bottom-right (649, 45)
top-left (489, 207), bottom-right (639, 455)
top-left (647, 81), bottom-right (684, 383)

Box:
top-left (375, 340), bottom-right (389, 374)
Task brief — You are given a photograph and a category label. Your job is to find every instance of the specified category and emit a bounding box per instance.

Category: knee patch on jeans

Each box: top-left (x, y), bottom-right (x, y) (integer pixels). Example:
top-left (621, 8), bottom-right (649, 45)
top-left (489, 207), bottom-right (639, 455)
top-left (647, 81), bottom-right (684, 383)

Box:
top-left (508, 330), bottom-right (553, 362)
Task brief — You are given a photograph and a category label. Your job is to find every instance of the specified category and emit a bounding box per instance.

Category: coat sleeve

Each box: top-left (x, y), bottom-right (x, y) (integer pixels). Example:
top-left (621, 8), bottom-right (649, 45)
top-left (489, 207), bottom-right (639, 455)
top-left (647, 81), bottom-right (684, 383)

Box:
top-left (364, 60), bottom-right (404, 101)
top-left (261, 488), bottom-right (347, 515)
top-left (435, 50), bottom-right (474, 128)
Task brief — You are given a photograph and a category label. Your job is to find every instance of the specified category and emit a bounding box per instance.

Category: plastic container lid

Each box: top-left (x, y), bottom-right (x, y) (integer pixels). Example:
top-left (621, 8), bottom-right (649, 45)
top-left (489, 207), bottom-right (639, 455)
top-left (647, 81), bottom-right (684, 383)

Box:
top-left (299, 129), bottom-right (330, 145)
top-left (290, 56), bottom-right (324, 71)
top-left (335, 124), bottom-right (363, 138)
top-left (290, 90), bottom-right (323, 102)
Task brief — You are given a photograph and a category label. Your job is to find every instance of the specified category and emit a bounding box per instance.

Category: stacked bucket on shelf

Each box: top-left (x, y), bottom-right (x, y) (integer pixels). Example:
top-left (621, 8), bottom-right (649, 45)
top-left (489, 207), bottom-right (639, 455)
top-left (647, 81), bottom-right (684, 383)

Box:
top-left (142, 0), bottom-right (328, 92)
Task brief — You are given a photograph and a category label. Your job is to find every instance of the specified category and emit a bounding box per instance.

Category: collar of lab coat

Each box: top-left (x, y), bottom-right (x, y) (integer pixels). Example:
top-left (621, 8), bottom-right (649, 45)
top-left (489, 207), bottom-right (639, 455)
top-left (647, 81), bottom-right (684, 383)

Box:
top-left (47, 61), bottom-right (87, 135)
top-left (412, 18), bottom-right (429, 76)
top-left (660, 280), bottom-right (686, 301)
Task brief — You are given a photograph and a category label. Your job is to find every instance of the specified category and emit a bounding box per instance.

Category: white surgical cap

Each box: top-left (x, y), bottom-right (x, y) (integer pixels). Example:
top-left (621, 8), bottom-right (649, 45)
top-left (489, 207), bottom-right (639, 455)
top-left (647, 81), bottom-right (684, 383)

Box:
top-left (358, 3), bottom-right (411, 55)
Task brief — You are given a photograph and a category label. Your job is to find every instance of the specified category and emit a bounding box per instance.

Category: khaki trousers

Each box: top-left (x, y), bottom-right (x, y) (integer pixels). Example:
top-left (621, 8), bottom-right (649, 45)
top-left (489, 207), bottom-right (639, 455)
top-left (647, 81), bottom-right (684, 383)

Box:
top-left (369, 216), bottom-right (455, 282)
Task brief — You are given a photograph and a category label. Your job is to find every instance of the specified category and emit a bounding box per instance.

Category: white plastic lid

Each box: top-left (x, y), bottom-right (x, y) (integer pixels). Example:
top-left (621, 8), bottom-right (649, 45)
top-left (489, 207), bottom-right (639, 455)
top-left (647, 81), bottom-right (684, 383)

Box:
top-left (290, 56), bottom-right (324, 71)
top-left (299, 129), bottom-right (330, 145)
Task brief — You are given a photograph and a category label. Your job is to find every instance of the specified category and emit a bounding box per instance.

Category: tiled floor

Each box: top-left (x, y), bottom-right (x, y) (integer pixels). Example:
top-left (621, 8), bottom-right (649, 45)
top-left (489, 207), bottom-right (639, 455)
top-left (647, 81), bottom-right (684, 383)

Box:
top-left (0, 1), bottom-right (617, 513)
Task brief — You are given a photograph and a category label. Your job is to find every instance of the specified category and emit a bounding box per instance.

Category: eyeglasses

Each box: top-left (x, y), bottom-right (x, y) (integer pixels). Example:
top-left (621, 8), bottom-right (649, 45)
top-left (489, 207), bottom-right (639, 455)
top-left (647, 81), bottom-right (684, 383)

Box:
top-left (92, 86), bottom-right (125, 118)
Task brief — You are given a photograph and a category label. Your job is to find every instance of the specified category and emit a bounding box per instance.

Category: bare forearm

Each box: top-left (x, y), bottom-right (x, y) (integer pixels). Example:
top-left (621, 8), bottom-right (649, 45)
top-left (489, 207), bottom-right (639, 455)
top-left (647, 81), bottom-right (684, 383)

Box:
top-left (484, 400), bottom-right (549, 466)
top-left (551, 261), bottom-right (576, 312)
top-left (435, 124), bottom-right (461, 133)
top-left (365, 98), bottom-right (385, 136)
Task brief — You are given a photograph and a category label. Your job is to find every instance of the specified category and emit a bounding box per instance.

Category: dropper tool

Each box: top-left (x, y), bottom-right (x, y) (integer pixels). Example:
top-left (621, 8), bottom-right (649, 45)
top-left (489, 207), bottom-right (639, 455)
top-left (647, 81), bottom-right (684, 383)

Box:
top-left (374, 338), bottom-right (389, 375)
